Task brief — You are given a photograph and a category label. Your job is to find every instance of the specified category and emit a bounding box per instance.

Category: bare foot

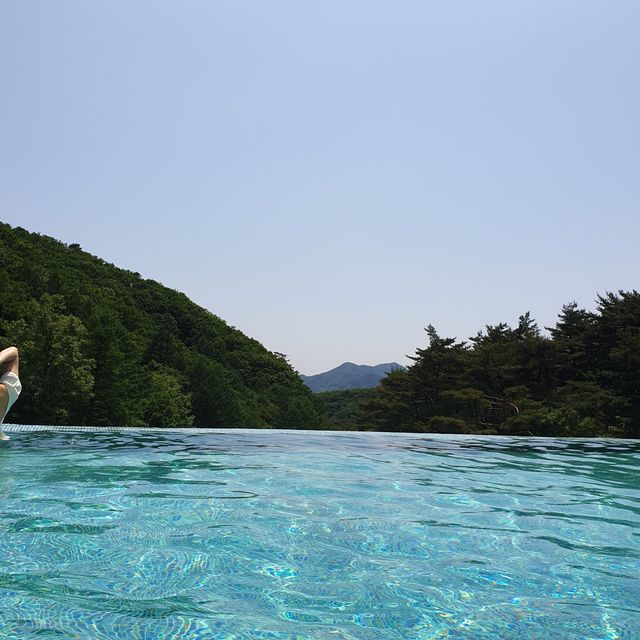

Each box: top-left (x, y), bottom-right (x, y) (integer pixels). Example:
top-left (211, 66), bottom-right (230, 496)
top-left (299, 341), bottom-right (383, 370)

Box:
top-left (0, 432), bottom-right (10, 441)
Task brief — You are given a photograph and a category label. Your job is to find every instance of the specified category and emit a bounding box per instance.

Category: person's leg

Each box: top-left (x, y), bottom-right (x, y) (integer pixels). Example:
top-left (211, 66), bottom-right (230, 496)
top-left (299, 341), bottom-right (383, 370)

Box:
top-left (0, 347), bottom-right (20, 441)
top-left (0, 384), bottom-right (9, 441)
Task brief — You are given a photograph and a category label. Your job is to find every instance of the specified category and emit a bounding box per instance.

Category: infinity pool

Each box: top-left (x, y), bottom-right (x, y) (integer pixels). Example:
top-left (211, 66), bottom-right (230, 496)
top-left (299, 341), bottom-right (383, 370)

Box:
top-left (0, 427), bottom-right (638, 639)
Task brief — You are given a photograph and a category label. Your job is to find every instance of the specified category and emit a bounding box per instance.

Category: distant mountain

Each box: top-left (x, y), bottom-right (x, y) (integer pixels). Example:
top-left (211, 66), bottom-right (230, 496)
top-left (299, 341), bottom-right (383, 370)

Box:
top-left (300, 362), bottom-right (403, 392)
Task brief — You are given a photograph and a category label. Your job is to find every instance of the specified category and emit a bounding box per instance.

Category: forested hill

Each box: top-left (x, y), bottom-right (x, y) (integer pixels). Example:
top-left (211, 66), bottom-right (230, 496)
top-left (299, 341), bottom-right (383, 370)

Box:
top-left (0, 223), bottom-right (324, 428)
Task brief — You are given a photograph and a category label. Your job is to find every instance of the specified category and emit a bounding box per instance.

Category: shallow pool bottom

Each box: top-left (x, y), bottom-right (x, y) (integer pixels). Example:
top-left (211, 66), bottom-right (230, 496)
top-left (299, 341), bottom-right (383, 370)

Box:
top-left (1, 426), bottom-right (638, 639)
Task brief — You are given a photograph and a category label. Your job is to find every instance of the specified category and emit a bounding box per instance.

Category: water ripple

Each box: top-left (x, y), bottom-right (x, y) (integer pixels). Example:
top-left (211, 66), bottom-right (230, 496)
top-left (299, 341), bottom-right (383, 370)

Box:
top-left (1, 428), bottom-right (639, 639)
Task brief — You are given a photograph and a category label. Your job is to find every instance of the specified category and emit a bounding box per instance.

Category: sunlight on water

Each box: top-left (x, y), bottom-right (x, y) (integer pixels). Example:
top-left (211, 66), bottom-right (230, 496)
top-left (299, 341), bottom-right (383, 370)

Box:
top-left (1, 427), bottom-right (639, 639)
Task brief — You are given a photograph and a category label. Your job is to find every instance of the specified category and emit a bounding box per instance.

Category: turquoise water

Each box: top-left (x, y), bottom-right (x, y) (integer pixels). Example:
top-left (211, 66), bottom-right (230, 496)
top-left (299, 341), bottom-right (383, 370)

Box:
top-left (0, 428), bottom-right (639, 639)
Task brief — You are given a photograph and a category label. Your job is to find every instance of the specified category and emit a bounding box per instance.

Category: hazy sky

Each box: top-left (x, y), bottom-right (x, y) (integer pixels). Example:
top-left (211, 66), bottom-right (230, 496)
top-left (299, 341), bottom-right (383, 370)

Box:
top-left (1, 1), bottom-right (638, 374)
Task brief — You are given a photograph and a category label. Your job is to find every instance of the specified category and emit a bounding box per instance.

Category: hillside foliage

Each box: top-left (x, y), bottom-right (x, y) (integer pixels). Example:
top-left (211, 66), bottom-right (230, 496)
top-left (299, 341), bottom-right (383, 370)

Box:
top-left (0, 223), bottom-right (324, 428)
top-left (316, 388), bottom-right (376, 428)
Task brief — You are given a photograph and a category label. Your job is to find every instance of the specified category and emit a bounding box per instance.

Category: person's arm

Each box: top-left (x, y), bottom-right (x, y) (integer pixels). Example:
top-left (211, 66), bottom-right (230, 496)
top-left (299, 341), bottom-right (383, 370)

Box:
top-left (0, 347), bottom-right (19, 376)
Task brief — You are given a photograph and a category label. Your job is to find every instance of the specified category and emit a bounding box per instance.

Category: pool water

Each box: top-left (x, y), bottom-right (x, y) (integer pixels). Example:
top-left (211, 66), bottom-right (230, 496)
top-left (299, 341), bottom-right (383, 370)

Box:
top-left (0, 427), bottom-right (638, 639)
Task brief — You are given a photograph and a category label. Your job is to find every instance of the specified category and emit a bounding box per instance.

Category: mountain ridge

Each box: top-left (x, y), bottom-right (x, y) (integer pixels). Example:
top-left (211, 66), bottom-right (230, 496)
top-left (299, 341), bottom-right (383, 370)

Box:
top-left (301, 361), bottom-right (403, 392)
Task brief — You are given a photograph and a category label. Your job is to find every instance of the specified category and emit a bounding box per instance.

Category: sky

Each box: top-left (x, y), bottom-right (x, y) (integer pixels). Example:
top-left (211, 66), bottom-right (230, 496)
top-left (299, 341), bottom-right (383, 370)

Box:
top-left (1, 1), bottom-right (639, 375)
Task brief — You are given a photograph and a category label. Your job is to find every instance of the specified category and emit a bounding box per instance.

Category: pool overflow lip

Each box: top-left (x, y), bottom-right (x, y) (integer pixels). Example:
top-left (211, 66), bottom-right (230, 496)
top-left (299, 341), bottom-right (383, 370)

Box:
top-left (2, 424), bottom-right (639, 447)
top-left (3, 425), bottom-right (421, 435)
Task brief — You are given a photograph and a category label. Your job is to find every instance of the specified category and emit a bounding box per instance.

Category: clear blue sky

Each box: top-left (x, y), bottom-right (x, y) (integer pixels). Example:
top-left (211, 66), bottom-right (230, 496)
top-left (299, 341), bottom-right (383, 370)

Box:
top-left (1, 1), bottom-right (638, 374)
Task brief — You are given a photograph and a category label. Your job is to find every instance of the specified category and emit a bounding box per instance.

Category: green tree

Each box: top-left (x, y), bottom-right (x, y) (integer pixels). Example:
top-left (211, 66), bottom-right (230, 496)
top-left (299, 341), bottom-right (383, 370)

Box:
top-left (549, 303), bottom-right (597, 383)
top-left (357, 368), bottom-right (415, 431)
top-left (142, 365), bottom-right (194, 427)
top-left (186, 355), bottom-right (245, 426)
top-left (85, 307), bottom-right (132, 425)
top-left (3, 295), bottom-right (94, 424)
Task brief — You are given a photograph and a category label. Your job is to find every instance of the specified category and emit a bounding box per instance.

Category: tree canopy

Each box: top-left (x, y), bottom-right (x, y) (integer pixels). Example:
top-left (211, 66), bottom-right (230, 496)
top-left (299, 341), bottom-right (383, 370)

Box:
top-left (354, 295), bottom-right (640, 437)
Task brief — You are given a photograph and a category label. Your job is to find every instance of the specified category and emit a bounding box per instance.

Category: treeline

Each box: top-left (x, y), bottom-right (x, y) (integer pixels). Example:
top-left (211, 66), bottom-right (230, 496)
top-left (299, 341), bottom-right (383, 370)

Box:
top-left (316, 388), bottom-right (376, 429)
top-left (2, 223), bottom-right (637, 437)
top-left (355, 295), bottom-right (640, 437)
top-left (0, 223), bottom-right (324, 428)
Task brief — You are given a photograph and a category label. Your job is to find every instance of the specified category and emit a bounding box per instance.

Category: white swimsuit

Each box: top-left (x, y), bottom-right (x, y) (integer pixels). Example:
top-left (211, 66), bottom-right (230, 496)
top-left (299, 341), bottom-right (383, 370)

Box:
top-left (0, 371), bottom-right (22, 424)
